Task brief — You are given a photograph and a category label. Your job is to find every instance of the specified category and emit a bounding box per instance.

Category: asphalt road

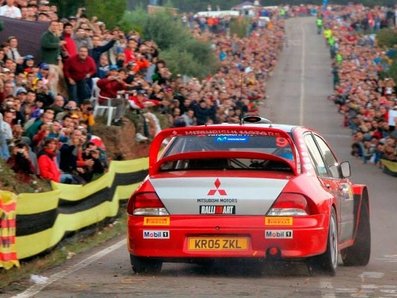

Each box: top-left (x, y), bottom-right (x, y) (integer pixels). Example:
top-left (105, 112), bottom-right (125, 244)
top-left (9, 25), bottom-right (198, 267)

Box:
top-left (7, 17), bottom-right (397, 298)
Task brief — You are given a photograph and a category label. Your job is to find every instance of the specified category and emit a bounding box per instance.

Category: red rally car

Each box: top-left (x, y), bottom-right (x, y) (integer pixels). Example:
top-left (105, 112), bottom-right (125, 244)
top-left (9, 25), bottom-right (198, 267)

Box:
top-left (127, 117), bottom-right (371, 275)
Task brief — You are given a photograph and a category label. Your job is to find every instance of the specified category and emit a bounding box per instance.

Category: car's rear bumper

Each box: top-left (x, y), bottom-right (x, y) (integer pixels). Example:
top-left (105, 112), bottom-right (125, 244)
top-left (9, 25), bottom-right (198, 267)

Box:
top-left (127, 215), bottom-right (328, 260)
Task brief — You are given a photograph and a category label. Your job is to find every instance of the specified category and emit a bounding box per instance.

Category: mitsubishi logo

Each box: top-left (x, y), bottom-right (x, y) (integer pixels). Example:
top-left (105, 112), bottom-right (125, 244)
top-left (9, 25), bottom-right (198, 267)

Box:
top-left (207, 178), bottom-right (227, 196)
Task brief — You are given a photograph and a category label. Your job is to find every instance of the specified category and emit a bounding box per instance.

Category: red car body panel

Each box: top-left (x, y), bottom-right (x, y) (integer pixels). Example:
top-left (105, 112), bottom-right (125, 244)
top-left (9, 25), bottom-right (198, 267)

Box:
top-left (128, 214), bottom-right (328, 258)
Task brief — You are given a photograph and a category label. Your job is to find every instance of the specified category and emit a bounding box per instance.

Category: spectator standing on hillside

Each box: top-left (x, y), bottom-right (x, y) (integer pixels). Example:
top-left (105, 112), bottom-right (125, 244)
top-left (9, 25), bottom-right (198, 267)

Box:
top-left (0, 0), bottom-right (21, 19)
top-left (90, 34), bottom-right (117, 67)
top-left (73, 27), bottom-right (93, 51)
top-left (40, 20), bottom-right (65, 95)
top-left (63, 46), bottom-right (96, 103)
top-left (60, 22), bottom-right (77, 61)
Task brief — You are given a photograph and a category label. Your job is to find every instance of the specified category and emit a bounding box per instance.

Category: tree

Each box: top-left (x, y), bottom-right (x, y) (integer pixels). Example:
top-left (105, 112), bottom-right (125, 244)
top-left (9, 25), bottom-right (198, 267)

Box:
top-left (85, 0), bottom-right (127, 29)
top-left (118, 6), bottom-right (148, 33)
top-left (120, 8), bottom-right (218, 78)
top-left (50, 0), bottom-right (81, 18)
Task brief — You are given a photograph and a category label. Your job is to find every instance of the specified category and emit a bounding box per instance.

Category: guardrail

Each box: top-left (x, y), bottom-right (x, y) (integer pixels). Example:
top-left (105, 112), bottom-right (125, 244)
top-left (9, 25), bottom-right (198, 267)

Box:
top-left (1, 158), bottom-right (148, 269)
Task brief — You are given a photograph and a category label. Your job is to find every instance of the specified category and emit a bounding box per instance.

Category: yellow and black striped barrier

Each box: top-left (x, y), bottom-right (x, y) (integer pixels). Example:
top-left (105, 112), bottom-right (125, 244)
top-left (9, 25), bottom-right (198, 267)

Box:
top-left (381, 159), bottom-right (397, 177)
top-left (1, 158), bottom-right (148, 268)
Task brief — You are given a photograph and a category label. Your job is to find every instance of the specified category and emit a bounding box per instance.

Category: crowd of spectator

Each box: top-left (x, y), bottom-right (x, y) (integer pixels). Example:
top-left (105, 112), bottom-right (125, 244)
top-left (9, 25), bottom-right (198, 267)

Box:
top-left (322, 4), bottom-right (397, 167)
top-left (0, 1), bottom-right (285, 185)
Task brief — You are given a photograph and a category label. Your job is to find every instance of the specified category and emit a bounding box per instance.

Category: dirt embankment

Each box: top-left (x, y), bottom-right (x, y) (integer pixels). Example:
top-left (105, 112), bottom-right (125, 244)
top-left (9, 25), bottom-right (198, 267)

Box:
top-left (93, 118), bottom-right (150, 160)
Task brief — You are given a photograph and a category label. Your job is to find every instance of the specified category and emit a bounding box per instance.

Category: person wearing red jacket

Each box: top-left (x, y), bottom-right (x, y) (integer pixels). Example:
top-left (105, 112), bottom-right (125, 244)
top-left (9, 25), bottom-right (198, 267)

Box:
top-left (124, 38), bottom-right (137, 66)
top-left (96, 65), bottom-right (128, 126)
top-left (63, 46), bottom-right (96, 103)
top-left (60, 22), bottom-right (77, 60)
top-left (38, 138), bottom-right (79, 184)
top-left (131, 53), bottom-right (150, 74)
top-left (37, 138), bottom-right (61, 182)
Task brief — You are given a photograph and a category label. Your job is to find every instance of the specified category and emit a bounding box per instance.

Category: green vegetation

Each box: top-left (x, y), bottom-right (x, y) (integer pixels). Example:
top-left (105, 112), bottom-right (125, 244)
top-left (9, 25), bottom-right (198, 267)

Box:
top-left (230, 17), bottom-right (251, 38)
top-left (120, 9), bottom-right (219, 78)
top-left (0, 208), bottom-right (127, 290)
top-left (375, 28), bottom-right (397, 84)
top-left (85, 0), bottom-right (126, 30)
top-left (387, 61), bottom-right (397, 83)
top-left (376, 28), bottom-right (397, 49)
top-left (49, 0), bottom-right (81, 18)
top-left (0, 159), bottom-right (51, 193)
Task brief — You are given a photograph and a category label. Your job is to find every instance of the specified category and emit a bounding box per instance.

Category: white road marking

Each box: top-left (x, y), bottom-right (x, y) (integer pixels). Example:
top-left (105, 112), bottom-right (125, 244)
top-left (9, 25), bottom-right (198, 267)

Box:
top-left (320, 280), bottom-right (336, 298)
top-left (299, 22), bottom-right (306, 126)
top-left (359, 271), bottom-right (385, 281)
top-left (12, 239), bottom-right (127, 298)
top-left (376, 254), bottom-right (397, 263)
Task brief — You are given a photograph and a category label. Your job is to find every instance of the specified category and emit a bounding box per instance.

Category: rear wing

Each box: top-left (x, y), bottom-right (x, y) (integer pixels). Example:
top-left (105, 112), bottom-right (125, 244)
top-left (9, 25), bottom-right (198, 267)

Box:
top-left (149, 126), bottom-right (299, 176)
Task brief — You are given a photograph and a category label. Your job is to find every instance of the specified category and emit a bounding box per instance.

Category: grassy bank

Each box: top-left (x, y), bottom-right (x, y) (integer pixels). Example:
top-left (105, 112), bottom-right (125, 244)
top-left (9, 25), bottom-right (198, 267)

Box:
top-left (0, 207), bottom-right (127, 292)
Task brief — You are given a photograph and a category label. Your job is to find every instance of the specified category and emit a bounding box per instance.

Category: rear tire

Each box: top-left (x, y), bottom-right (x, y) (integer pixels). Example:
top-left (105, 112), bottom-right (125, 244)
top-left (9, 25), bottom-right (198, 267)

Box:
top-left (308, 208), bottom-right (338, 276)
top-left (130, 255), bottom-right (162, 274)
top-left (341, 200), bottom-right (371, 266)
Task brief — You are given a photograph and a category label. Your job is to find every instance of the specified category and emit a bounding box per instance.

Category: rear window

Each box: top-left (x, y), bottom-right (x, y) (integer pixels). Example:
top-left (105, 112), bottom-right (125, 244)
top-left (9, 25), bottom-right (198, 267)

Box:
top-left (160, 135), bottom-right (294, 172)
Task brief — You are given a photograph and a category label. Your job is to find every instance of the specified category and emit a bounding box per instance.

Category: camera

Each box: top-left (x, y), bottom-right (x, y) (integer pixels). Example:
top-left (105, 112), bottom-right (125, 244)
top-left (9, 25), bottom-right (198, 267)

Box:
top-left (86, 106), bottom-right (93, 111)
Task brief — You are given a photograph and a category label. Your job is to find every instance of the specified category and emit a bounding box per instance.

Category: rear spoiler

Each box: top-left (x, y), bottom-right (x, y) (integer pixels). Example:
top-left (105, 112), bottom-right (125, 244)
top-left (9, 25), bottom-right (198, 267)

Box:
top-left (149, 126), bottom-right (299, 175)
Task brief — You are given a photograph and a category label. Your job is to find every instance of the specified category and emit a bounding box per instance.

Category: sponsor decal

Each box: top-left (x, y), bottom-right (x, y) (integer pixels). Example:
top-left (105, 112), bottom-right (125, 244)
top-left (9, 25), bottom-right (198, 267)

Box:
top-left (265, 217), bottom-right (293, 226)
top-left (143, 230), bottom-right (170, 239)
top-left (184, 130), bottom-right (283, 137)
top-left (199, 205), bottom-right (236, 214)
top-left (215, 136), bottom-right (249, 143)
top-left (276, 137), bottom-right (288, 147)
top-left (207, 178), bottom-right (227, 196)
top-left (265, 230), bottom-right (293, 239)
top-left (197, 198), bottom-right (237, 203)
top-left (143, 217), bottom-right (170, 226)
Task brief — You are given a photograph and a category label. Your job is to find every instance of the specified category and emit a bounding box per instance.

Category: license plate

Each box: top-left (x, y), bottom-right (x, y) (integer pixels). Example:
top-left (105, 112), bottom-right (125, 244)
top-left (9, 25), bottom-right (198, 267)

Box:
top-left (187, 237), bottom-right (249, 251)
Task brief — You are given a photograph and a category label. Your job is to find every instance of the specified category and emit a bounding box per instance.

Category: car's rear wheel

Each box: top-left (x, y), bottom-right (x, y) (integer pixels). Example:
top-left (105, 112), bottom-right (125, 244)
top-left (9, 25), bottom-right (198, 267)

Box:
top-left (341, 200), bottom-right (371, 266)
top-left (130, 255), bottom-right (162, 274)
top-left (308, 208), bottom-right (338, 276)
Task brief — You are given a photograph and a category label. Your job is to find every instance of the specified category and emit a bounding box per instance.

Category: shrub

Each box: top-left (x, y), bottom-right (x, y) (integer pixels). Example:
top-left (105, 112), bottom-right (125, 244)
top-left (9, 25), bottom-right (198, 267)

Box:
top-left (387, 60), bottom-right (397, 85)
top-left (376, 28), bottom-right (397, 49)
top-left (142, 11), bottom-right (190, 51)
top-left (85, 0), bottom-right (126, 30)
top-left (229, 17), bottom-right (250, 38)
top-left (160, 46), bottom-right (217, 78)
top-left (118, 6), bottom-right (148, 34)
top-left (119, 9), bottom-right (218, 78)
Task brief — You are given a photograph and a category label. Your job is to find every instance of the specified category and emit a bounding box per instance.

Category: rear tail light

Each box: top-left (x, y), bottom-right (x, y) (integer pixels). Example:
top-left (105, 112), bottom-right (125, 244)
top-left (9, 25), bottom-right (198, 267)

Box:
top-left (127, 192), bottom-right (169, 216)
top-left (267, 192), bottom-right (311, 216)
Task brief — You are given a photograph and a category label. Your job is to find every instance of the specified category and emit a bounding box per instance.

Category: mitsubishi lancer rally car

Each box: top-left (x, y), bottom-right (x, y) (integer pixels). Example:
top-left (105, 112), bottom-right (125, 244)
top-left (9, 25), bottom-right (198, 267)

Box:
top-left (127, 116), bottom-right (371, 275)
